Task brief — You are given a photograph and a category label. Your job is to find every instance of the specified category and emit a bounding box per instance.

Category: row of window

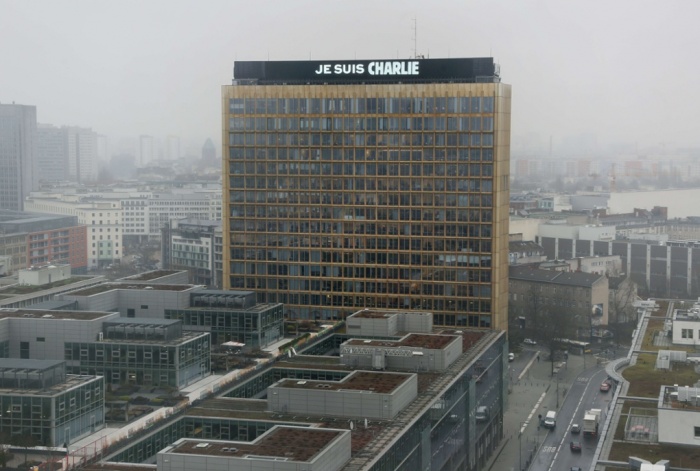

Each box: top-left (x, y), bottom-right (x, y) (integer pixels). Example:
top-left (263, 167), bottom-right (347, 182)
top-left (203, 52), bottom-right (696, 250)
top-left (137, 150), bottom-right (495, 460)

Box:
top-left (229, 96), bottom-right (495, 115)
top-left (230, 147), bottom-right (494, 162)
top-left (232, 162), bottom-right (493, 176)
top-left (230, 116), bottom-right (494, 132)
top-left (230, 132), bottom-right (495, 148)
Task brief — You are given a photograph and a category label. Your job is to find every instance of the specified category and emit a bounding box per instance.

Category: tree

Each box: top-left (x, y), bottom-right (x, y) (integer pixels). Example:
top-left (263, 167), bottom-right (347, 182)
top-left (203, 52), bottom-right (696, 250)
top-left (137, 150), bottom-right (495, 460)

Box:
top-left (525, 285), bottom-right (577, 375)
top-left (536, 304), bottom-right (577, 375)
top-left (607, 275), bottom-right (638, 346)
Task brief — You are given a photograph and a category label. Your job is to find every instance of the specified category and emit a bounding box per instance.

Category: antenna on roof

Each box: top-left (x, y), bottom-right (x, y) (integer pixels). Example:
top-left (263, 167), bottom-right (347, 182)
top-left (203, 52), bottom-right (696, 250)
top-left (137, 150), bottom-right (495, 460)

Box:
top-left (411, 18), bottom-right (418, 59)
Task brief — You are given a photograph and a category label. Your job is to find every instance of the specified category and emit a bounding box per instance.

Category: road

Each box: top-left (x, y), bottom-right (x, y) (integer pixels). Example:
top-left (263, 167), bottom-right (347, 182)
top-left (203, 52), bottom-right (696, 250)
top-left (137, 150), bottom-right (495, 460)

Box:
top-left (487, 345), bottom-right (615, 471)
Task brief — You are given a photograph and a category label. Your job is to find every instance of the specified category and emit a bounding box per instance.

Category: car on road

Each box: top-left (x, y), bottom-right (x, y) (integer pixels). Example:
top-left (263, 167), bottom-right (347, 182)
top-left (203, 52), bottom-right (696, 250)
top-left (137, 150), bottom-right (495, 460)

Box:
top-left (600, 381), bottom-right (611, 392)
top-left (523, 338), bottom-right (537, 345)
top-left (569, 441), bottom-right (582, 452)
top-left (508, 353), bottom-right (515, 362)
top-left (571, 423), bottom-right (581, 434)
top-left (570, 467), bottom-right (582, 471)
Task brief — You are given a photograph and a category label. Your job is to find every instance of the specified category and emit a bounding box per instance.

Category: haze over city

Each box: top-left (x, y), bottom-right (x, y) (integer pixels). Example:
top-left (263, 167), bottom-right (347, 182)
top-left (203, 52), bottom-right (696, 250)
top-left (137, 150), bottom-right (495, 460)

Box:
top-left (2, 0), bottom-right (699, 155)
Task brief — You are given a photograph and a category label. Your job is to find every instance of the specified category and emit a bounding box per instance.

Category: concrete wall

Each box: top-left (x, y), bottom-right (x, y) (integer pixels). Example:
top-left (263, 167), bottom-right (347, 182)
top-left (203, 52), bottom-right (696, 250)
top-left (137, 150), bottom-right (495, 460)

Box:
top-left (268, 373), bottom-right (418, 420)
top-left (61, 287), bottom-right (195, 319)
top-left (346, 314), bottom-right (397, 337)
top-left (158, 429), bottom-right (351, 471)
top-left (672, 319), bottom-right (700, 346)
top-left (509, 217), bottom-right (542, 242)
top-left (397, 312), bottom-right (433, 333)
top-left (658, 408), bottom-right (700, 446)
top-left (6, 313), bottom-right (118, 360)
top-left (19, 265), bottom-right (71, 286)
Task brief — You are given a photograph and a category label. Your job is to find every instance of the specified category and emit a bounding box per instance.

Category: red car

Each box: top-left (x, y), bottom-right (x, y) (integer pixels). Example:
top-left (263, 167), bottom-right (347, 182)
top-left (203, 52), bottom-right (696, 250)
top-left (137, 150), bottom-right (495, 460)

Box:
top-left (570, 441), bottom-right (582, 452)
top-left (600, 381), bottom-right (611, 392)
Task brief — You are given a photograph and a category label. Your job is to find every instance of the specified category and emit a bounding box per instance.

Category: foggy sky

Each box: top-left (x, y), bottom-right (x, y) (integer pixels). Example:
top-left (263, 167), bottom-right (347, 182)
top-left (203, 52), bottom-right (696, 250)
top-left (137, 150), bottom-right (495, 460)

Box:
top-left (1, 0), bottom-right (698, 155)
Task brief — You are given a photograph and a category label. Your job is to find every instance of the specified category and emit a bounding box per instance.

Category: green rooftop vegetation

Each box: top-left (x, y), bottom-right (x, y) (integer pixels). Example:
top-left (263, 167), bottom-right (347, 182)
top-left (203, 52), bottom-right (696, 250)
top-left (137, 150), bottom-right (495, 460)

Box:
top-left (0, 277), bottom-right (88, 295)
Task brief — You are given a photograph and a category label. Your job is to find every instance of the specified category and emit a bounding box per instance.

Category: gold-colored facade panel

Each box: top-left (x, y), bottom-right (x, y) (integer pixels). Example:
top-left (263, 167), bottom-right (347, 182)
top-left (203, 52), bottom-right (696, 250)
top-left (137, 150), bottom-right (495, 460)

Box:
top-left (222, 79), bottom-right (510, 330)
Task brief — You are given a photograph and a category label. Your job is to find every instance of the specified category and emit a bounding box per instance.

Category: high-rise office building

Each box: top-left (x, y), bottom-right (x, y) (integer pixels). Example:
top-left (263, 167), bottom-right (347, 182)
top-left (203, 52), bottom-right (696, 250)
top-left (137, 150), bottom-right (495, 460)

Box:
top-left (222, 58), bottom-right (511, 329)
top-left (37, 124), bottom-right (68, 182)
top-left (139, 134), bottom-right (154, 166)
top-left (166, 135), bottom-right (181, 160)
top-left (65, 126), bottom-right (98, 183)
top-left (0, 103), bottom-right (37, 210)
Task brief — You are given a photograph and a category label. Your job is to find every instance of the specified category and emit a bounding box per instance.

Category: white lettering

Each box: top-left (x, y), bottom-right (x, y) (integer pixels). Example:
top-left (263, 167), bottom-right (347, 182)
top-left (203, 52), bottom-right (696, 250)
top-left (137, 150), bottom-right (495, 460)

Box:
top-left (367, 61), bottom-right (420, 76)
top-left (317, 61), bottom-right (419, 76)
top-left (315, 64), bottom-right (332, 75)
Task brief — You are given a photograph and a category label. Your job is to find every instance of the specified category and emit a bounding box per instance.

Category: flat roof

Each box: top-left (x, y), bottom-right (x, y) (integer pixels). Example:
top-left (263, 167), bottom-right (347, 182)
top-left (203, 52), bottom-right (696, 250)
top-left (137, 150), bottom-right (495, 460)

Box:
top-left (274, 370), bottom-right (412, 394)
top-left (0, 373), bottom-right (99, 396)
top-left (105, 317), bottom-right (180, 326)
top-left (66, 283), bottom-right (194, 296)
top-left (0, 358), bottom-right (63, 370)
top-left (168, 427), bottom-right (344, 461)
top-left (0, 309), bottom-right (112, 321)
top-left (120, 270), bottom-right (182, 281)
top-left (345, 333), bottom-right (458, 350)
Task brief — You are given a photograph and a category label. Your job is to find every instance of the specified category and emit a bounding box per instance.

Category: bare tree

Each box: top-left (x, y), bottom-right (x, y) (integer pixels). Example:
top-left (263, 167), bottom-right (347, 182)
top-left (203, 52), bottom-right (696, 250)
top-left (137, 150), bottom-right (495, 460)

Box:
top-left (608, 275), bottom-right (638, 346)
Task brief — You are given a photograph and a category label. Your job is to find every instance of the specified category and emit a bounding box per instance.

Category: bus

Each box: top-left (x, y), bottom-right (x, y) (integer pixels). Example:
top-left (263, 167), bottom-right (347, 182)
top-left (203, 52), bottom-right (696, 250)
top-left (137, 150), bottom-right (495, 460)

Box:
top-left (554, 338), bottom-right (591, 355)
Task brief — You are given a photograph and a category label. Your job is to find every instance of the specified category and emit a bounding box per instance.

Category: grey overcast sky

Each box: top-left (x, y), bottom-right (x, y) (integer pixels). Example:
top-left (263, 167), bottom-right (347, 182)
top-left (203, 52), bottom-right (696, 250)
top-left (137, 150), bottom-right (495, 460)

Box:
top-left (1, 0), bottom-right (698, 155)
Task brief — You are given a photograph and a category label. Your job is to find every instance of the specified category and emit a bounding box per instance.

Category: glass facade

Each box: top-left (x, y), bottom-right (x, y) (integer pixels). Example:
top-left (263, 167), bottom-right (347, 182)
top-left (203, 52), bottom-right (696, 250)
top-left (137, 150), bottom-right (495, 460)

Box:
top-left (0, 376), bottom-right (104, 447)
top-left (64, 334), bottom-right (210, 388)
top-left (223, 82), bottom-right (511, 328)
top-left (165, 303), bottom-right (284, 348)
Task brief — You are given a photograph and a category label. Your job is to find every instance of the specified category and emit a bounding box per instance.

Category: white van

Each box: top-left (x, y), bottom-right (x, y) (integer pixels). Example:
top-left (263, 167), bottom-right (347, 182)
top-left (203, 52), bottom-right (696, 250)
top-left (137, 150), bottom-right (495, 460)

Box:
top-left (543, 411), bottom-right (557, 428)
top-left (475, 406), bottom-right (489, 422)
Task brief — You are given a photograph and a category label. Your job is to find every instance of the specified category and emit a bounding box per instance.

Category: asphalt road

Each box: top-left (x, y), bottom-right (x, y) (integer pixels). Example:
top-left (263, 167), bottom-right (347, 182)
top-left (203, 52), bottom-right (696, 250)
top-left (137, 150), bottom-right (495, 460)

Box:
top-left (533, 365), bottom-right (610, 471)
top-left (488, 345), bottom-right (615, 471)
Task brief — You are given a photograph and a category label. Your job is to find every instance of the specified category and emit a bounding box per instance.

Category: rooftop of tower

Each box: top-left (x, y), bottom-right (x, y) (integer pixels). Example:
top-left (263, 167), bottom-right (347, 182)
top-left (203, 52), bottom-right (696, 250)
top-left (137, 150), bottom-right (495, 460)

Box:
top-left (232, 57), bottom-right (500, 85)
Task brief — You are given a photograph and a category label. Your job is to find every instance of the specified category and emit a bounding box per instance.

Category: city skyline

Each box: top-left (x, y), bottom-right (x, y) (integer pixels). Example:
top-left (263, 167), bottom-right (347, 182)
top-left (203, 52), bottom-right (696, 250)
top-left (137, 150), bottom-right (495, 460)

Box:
top-left (1, 0), bottom-right (699, 155)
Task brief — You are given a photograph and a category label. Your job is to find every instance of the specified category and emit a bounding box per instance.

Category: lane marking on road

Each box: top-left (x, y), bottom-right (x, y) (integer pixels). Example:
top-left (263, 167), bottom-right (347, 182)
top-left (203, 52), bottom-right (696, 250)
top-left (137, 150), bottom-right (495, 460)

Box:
top-left (546, 369), bottom-right (607, 471)
top-left (520, 391), bottom-right (547, 434)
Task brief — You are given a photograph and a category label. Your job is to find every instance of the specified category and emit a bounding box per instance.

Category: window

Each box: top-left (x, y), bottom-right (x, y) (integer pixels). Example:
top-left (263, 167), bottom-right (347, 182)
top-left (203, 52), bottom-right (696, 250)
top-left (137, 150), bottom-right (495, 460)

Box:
top-left (695, 426), bottom-right (700, 438)
top-left (682, 329), bottom-right (693, 339)
top-left (112, 350), bottom-right (120, 358)
top-left (69, 398), bottom-right (76, 407)
top-left (141, 305), bottom-right (149, 309)
top-left (36, 337), bottom-right (45, 342)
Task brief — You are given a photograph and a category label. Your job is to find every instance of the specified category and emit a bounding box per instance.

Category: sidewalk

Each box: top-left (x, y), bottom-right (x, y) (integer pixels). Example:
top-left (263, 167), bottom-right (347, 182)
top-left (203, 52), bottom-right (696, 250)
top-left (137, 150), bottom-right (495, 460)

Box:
top-left (487, 350), bottom-right (587, 471)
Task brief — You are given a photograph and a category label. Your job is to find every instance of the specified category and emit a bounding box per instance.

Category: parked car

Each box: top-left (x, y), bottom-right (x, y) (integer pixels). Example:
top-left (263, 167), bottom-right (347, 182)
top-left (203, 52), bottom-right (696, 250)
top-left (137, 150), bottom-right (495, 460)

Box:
top-left (600, 381), bottom-right (611, 392)
top-left (523, 338), bottom-right (537, 345)
top-left (508, 353), bottom-right (515, 362)
top-left (570, 441), bottom-right (582, 452)
top-left (570, 467), bottom-right (582, 471)
top-left (571, 423), bottom-right (581, 434)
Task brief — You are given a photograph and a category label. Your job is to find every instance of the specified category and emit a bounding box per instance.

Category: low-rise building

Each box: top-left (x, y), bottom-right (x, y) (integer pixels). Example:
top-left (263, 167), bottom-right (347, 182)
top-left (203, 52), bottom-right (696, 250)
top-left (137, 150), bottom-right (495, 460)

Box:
top-left (0, 358), bottom-right (104, 447)
top-left (0, 210), bottom-right (87, 274)
top-left (509, 266), bottom-right (609, 336)
top-left (161, 218), bottom-right (222, 288)
top-left (671, 302), bottom-right (700, 346)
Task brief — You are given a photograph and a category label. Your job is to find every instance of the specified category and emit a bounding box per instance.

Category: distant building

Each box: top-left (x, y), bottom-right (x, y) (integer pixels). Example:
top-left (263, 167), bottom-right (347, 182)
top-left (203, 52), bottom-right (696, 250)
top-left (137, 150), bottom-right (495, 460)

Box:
top-left (508, 240), bottom-right (546, 265)
top-left (37, 124), bottom-right (69, 182)
top-left (0, 209), bottom-right (88, 274)
top-left (0, 103), bottom-right (37, 210)
top-left (201, 138), bottom-right (216, 163)
top-left (23, 197), bottom-right (122, 269)
top-left (139, 135), bottom-right (154, 166)
top-left (165, 135), bottom-right (180, 160)
top-left (64, 126), bottom-right (98, 183)
top-left (161, 218), bottom-right (222, 288)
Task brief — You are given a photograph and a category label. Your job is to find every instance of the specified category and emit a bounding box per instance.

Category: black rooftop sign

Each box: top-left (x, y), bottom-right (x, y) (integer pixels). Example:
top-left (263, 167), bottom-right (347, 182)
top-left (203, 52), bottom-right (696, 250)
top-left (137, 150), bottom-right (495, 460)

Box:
top-left (233, 58), bottom-right (498, 84)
